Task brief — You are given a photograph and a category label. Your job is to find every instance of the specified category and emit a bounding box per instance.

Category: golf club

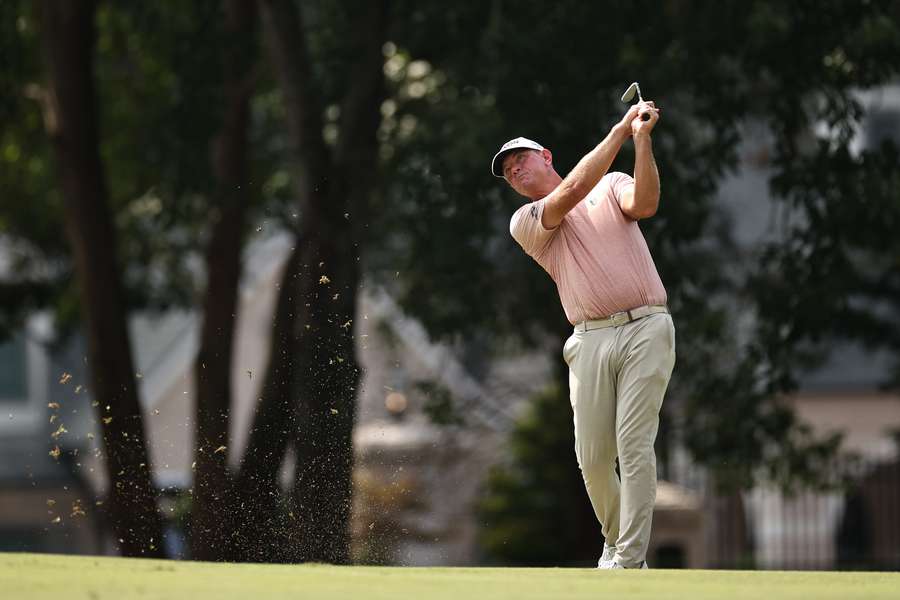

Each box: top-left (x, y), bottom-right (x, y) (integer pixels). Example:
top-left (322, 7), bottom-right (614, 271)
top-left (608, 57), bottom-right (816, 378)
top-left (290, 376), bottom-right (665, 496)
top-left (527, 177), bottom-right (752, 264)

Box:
top-left (621, 82), bottom-right (651, 121)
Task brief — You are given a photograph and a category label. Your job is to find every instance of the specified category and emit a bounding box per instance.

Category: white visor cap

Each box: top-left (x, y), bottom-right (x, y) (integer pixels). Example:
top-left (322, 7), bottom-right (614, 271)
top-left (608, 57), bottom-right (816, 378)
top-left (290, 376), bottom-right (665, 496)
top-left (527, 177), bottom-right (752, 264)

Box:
top-left (491, 137), bottom-right (544, 178)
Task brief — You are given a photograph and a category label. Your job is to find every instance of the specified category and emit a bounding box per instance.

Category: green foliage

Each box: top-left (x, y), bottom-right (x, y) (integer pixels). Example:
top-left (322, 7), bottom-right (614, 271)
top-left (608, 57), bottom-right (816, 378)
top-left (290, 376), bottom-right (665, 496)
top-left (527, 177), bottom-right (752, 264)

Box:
top-left (0, 2), bottom-right (71, 338)
top-left (415, 380), bottom-right (463, 426)
top-left (0, 1), bottom-right (278, 336)
top-left (93, 1), bottom-right (242, 309)
top-left (1, 0), bottom-right (898, 564)
top-left (478, 385), bottom-right (600, 566)
top-left (380, 0), bottom-right (900, 495)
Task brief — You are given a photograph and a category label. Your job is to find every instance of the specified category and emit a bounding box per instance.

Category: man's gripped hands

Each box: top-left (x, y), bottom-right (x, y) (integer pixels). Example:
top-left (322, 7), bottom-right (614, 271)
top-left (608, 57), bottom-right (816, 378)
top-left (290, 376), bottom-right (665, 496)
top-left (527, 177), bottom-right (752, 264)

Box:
top-left (631, 101), bottom-right (659, 137)
top-left (614, 101), bottom-right (660, 140)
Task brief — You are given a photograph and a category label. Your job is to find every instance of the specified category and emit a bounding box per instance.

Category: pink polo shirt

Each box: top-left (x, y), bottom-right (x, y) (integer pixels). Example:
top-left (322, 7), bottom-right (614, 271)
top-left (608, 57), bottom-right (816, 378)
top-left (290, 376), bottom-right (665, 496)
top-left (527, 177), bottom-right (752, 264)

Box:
top-left (509, 171), bottom-right (667, 325)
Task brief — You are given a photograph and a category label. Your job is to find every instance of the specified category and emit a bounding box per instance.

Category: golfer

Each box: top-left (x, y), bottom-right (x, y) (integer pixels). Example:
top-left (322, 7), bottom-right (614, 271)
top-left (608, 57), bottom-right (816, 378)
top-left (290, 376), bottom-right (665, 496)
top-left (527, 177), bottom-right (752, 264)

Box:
top-left (492, 100), bottom-right (674, 569)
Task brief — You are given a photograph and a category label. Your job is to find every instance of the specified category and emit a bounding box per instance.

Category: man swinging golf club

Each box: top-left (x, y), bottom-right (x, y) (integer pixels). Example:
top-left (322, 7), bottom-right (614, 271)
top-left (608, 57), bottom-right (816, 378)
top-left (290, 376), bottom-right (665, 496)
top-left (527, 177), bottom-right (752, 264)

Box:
top-left (492, 89), bottom-right (673, 570)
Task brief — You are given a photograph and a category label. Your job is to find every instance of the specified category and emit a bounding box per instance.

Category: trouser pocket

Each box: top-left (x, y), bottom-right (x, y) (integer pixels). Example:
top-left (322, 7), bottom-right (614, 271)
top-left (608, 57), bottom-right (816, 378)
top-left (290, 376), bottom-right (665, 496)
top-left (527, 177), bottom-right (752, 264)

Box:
top-left (562, 332), bottom-right (580, 366)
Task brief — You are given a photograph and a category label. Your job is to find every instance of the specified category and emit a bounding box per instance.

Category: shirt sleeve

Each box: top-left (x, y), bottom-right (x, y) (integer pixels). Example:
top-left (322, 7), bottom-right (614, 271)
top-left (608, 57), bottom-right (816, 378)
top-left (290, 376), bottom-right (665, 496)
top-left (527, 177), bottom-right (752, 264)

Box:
top-left (509, 199), bottom-right (557, 258)
top-left (605, 171), bottom-right (635, 211)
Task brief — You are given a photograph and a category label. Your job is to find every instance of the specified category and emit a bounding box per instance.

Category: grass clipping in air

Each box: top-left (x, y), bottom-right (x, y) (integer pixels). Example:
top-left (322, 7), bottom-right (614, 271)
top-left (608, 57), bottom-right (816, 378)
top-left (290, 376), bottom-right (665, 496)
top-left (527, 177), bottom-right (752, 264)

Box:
top-left (2, 553), bottom-right (899, 600)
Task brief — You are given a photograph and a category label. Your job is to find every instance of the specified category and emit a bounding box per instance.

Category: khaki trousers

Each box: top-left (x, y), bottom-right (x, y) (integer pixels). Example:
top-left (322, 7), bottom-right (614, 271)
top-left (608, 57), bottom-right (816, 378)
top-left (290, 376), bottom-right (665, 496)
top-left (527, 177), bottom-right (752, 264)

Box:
top-left (563, 312), bottom-right (676, 568)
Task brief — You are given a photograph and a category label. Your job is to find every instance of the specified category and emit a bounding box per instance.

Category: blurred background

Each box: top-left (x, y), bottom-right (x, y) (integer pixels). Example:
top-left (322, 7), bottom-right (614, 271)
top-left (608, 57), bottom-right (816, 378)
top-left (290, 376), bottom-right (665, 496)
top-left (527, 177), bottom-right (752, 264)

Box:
top-left (1, 0), bottom-right (899, 570)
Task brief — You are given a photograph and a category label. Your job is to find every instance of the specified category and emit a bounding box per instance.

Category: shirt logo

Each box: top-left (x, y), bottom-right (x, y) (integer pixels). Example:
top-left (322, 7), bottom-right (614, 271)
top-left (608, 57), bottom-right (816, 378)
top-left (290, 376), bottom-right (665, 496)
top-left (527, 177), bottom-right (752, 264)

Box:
top-left (530, 205), bottom-right (538, 220)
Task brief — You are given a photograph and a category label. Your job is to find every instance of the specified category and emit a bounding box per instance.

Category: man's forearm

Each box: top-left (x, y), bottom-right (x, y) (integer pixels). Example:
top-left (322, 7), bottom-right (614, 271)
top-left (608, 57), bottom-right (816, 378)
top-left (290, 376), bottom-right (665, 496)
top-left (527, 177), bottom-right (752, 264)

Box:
top-left (542, 124), bottom-right (631, 228)
top-left (631, 134), bottom-right (660, 218)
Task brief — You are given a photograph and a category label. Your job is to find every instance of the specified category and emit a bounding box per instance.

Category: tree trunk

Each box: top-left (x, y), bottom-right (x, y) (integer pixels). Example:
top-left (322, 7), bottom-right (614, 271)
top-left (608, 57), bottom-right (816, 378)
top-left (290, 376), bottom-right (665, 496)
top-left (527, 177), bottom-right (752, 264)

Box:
top-left (191, 0), bottom-right (257, 562)
top-left (287, 230), bottom-right (361, 563)
top-left (233, 245), bottom-right (304, 562)
top-left (288, 0), bottom-right (387, 564)
top-left (241, 0), bottom-right (388, 563)
top-left (38, 0), bottom-right (164, 557)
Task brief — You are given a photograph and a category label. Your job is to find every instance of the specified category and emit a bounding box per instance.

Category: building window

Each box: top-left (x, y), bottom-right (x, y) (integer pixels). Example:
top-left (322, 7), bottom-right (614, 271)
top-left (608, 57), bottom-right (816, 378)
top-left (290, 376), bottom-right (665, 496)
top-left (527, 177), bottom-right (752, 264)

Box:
top-left (864, 108), bottom-right (900, 149)
top-left (0, 336), bottom-right (28, 403)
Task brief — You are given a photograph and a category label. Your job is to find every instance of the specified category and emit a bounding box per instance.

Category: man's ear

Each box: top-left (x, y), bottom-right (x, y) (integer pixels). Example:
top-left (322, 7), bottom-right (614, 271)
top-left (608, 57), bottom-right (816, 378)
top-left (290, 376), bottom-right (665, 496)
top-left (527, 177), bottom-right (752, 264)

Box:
top-left (541, 148), bottom-right (553, 167)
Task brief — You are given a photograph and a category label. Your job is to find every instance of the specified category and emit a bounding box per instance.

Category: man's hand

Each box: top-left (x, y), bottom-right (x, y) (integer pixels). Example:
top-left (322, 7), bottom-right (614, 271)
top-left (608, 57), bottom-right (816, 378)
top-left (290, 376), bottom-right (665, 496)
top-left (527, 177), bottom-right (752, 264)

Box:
top-left (631, 101), bottom-right (659, 137)
top-left (615, 104), bottom-right (641, 139)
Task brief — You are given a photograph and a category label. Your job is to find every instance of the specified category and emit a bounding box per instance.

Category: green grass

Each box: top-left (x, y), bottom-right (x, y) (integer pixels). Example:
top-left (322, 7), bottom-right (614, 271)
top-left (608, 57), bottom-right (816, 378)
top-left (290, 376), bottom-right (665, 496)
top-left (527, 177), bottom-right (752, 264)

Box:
top-left (2, 553), bottom-right (898, 600)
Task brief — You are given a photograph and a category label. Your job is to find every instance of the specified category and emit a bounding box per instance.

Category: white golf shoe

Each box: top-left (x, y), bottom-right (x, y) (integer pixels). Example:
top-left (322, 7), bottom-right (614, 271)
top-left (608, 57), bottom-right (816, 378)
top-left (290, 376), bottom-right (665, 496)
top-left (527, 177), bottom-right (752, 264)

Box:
top-left (608, 560), bottom-right (649, 569)
top-left (596, 544), bottom-right (617, 569)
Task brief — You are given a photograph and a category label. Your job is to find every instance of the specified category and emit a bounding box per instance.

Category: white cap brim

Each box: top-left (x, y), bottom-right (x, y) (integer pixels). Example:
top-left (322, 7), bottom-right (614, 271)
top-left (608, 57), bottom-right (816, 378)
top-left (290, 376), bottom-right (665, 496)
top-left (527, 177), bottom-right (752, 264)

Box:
top-left (491, 137), bottom-right (544, 178)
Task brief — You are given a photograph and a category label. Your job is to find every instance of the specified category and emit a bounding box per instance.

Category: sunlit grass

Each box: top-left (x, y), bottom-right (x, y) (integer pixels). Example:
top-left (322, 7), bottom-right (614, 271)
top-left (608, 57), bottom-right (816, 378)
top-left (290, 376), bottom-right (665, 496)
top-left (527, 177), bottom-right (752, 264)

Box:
top-left (2, 552), bottom-right (898, 600)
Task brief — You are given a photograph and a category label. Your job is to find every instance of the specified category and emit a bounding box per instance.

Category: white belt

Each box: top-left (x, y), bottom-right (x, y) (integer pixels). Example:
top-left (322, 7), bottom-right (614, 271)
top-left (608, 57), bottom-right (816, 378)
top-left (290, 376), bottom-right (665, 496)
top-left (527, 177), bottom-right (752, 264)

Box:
top-left (575, 304), bottom-right (669, 332)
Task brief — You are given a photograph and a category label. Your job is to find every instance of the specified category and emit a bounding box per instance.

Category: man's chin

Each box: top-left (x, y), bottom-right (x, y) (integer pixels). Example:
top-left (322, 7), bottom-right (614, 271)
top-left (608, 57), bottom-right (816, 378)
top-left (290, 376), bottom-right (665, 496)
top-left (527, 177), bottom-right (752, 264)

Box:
top-left (513, 183), bottom-right (533, 197)
top-left (520, 187), bottom-right (542, 201)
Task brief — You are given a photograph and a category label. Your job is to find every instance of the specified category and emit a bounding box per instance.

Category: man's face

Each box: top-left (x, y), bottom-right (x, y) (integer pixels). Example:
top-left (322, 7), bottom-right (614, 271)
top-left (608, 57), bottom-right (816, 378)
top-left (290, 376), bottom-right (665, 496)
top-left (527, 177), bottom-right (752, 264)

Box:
top-left (502, 149), bottom-right (550, 198)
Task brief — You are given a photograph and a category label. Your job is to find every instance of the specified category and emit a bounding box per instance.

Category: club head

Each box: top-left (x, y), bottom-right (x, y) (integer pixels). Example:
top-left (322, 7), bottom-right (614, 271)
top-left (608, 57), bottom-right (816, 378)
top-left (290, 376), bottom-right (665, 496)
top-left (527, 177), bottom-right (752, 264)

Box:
top-left (621, 82), bottom-right (640, 103)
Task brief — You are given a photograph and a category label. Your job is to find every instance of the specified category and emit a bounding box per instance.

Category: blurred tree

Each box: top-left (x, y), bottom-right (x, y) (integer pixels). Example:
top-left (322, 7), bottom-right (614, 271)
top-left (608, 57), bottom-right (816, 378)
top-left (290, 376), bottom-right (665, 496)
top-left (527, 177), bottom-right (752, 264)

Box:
top-left (2, 0), bottom-right (268, 560)
top-left (478, 385), bottom-right (602, 566)
top-left (190, 0), bottom-right (259, 562)
top-left (0, 1), bottom-right (70, 337)
top-left (232, 0), bottom-right (388, 563)
top-left (3, 0), bottom-right (898, 568)
top-left (3, 0), bottom-right (387, 563)
top-left (679, 0), bottom-right (900, 489)
top-left (36, 0), bottom-right (164, 557)
top-left (373, 0), bottom-right (900, 564)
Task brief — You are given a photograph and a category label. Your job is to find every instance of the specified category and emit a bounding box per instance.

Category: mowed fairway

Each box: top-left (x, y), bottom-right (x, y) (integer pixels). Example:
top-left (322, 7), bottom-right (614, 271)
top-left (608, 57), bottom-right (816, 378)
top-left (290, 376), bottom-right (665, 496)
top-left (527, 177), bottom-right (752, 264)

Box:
top-left (2, 553), bottom-right (898, 600)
